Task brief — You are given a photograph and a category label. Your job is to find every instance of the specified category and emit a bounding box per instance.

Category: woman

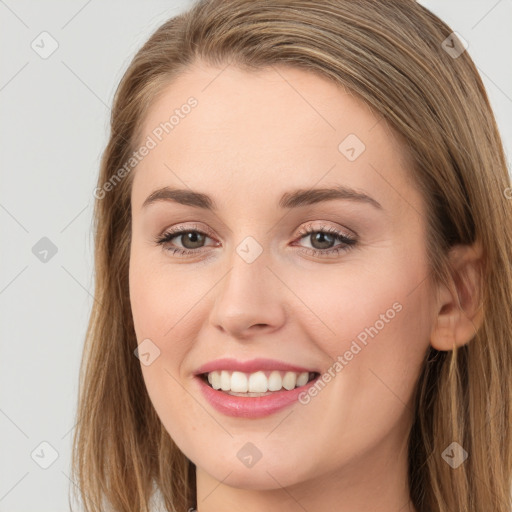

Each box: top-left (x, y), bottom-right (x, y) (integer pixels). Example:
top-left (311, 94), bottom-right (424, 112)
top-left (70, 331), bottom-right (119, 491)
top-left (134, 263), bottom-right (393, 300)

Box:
top-left (71, 1), bottom-right (512, 511)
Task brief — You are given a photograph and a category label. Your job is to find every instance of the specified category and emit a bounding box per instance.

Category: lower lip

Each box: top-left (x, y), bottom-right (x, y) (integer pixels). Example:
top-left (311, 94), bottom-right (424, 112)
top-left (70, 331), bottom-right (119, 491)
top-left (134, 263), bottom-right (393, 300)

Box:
top-left (195, 374), bottom-right (320, 418)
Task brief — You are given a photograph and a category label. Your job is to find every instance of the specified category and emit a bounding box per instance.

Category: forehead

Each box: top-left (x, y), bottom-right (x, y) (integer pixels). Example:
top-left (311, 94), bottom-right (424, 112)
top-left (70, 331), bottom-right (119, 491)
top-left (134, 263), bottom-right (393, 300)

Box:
top-left (131, 62), bottom-right (420, 217)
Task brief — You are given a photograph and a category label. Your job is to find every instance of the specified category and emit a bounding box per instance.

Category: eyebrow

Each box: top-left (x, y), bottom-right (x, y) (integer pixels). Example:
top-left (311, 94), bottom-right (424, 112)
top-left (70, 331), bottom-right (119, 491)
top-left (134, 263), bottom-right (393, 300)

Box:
top-left (142, 185), bottom-right (383, 211)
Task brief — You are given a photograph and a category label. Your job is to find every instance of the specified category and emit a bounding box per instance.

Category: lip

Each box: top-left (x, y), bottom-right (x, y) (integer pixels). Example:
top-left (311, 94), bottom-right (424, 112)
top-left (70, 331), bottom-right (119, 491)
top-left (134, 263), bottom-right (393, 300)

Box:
top-left (194, 357), bottom-right (318, 375)
top-left (195, 372), bottom-right (321, 419)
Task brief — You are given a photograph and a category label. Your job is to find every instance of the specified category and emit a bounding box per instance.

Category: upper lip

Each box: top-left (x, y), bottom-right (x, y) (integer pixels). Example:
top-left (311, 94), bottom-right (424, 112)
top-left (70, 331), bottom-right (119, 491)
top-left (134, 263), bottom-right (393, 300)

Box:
top-left (194, 358), bottom-right (319, 375)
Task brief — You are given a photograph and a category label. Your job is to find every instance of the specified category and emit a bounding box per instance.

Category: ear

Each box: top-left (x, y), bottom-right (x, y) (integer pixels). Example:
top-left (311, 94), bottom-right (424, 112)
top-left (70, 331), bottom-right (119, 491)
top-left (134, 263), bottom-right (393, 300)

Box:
top-left (430, 241), bottom-right (484, 351)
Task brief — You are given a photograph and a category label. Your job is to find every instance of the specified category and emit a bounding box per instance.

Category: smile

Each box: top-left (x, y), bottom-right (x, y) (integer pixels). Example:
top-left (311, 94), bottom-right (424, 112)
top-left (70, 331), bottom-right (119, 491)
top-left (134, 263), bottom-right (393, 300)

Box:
top-left (195, 370), bottom-right (321, 418)
top-left (202, 370), bottom-right (318, 395)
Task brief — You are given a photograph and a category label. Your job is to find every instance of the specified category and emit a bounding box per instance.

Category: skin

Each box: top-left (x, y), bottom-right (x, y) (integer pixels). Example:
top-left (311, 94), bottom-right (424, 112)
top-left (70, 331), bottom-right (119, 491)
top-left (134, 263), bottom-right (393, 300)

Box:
top-left (128, 61), bottom-right (483, 512)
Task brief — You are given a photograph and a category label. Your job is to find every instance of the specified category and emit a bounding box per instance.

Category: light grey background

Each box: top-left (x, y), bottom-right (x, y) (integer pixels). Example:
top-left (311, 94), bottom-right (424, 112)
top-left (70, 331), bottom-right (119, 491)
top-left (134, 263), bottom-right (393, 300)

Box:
top-left (0, 1), bottom-right (510, 511)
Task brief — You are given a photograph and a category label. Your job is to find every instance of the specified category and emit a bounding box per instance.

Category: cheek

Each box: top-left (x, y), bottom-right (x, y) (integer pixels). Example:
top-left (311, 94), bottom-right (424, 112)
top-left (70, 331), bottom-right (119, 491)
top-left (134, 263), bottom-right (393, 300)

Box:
top-left (282, 262), bottom-right (432, 468)
top-left (304, 254), bottom-right (432, 406)
top-left (129, 255), bottom-right (203, 454)
top-left (128, 248), bottom-right (209, 420)
top-left (129, 246), bottom-right (203, 342)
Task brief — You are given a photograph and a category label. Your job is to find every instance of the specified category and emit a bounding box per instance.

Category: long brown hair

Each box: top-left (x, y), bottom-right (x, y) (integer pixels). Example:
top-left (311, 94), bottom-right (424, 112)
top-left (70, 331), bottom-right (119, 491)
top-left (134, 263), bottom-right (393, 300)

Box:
top-left (71, 1), bottom-right (512, 511)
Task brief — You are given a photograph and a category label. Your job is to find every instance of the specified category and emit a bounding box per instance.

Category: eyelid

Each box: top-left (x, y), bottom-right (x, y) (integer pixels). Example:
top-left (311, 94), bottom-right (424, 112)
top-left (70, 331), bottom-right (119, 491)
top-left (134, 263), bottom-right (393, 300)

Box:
top-left (296, 221), bottom-right (356, 239)
top-left (160, 222), bottom-right (216, 239)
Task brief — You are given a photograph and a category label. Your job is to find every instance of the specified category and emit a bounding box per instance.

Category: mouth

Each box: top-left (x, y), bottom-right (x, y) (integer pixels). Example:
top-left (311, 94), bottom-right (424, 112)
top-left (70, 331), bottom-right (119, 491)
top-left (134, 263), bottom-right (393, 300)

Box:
top-left (198, 370), bottom-right (321, 397)
top-left (195, 369), bottom-right (322, 418)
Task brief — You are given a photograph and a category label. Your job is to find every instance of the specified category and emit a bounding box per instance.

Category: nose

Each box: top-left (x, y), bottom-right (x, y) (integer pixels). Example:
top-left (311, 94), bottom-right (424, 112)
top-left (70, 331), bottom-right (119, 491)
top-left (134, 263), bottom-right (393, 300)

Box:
top-left (209, 250), bottom-right (287, 339)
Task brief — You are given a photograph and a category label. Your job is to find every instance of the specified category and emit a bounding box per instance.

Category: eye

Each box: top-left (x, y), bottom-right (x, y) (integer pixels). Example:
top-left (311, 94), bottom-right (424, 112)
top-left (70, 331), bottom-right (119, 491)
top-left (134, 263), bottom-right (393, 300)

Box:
top-left (154, 222), bottom-right (357, 258)
top-left (293, 223), bottom-right (357, 257)
top-left (154, 224), bottom-right (217, 256)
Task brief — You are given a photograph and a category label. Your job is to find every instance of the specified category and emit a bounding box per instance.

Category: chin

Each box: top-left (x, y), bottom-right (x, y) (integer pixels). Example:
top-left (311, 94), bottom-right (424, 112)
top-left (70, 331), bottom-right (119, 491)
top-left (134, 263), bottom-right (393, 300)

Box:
top-left (198, 450), bottom-right (315, 491)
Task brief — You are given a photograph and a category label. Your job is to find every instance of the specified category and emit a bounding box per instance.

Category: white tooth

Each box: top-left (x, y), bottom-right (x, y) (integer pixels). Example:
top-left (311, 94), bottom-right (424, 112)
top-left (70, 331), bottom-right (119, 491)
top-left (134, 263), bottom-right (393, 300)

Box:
top-left (248, 371), bottom-right (268, 392)
top-left (209, 369), bottom-right (310, 393)
top-left (231, 371), bottom-right (248, 392)
top-left (220, 370), bottom-right (231, 391)
top-left (296, 371), bottom-right (309, 387)
top-left (210, 371), bottom-right (221, 390)
top-left (282, 371), bottom-right (297, 390)
top-left (268, 370), bottom-right (283, 391)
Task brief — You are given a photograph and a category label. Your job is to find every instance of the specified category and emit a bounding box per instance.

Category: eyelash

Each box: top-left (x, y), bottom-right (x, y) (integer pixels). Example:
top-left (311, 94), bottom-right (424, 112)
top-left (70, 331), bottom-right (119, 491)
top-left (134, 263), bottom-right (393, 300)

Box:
top-left (154, 223), bottom-right (357, 259)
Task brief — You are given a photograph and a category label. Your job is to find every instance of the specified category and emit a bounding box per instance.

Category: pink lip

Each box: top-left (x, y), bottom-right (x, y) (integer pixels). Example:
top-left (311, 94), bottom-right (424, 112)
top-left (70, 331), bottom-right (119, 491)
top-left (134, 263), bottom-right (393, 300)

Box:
top-left (194, 357), bottom-right (317, 375)
top-left (195, 373), bottom-right (321, 418)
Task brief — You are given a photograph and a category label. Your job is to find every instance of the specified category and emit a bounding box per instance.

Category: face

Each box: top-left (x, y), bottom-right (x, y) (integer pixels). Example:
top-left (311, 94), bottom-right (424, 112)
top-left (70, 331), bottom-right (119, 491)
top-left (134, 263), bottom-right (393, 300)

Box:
top-left (129, 62), bottom-right (436, 491)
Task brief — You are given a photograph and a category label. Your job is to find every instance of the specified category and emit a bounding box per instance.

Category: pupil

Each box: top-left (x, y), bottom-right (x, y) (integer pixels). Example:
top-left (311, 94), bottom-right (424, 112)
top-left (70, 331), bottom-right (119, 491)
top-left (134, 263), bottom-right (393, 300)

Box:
top-left (182, 232), bottom-right (205, 249)
top-left (312, 232), bottom-right (334, 249)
